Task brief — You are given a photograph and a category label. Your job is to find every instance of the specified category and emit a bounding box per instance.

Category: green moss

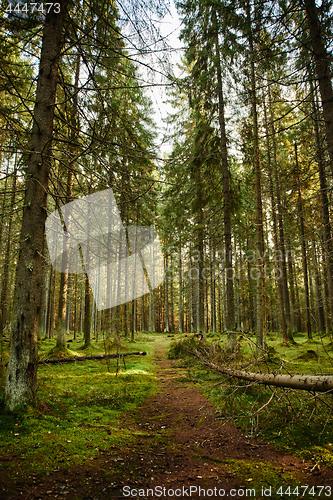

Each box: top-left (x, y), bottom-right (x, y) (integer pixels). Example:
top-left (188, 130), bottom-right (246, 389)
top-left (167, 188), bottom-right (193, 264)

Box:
top-left (226, 458), bottom-right (296, 487)
top-left (301, 444), bottom-right (333, 467)
top-left (44, 345), bottom-right (80, 359)
top-left (0, 333), bottom-right (161, 477)
top-left (173, 332), bottom-right (333, 459)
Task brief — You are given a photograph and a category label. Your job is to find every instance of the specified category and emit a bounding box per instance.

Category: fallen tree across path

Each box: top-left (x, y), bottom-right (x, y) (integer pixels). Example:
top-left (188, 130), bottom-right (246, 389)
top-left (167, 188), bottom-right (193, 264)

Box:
top-left (192, 350), bottom-right (333, 393)
top-left (0, 352), bottom-right (147, 367)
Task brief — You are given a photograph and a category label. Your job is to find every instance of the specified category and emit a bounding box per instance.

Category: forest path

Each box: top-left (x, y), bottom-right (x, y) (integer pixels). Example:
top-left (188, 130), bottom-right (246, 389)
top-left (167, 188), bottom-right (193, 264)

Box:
top-left (104, 339), bottom-right (333, 499)
top-left (2, 338), bottom-right (333, 500)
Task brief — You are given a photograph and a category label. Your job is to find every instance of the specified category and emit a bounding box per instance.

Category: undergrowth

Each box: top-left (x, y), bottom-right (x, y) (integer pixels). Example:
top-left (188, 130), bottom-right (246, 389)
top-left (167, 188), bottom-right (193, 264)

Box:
top-left (169, 332), bottom-right (333, 467)
top-left (0, 331), bottom-right (159, 478)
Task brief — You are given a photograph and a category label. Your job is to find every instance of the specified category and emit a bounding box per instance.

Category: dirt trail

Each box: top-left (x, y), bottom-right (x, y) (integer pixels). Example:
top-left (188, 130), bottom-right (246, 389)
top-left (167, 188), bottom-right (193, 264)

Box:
top-left (2, 340), bottom-right (333, 499)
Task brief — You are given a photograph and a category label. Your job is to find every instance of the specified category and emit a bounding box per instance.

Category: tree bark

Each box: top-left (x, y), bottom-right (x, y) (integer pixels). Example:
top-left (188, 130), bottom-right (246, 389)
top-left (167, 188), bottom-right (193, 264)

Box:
top-left (193, 350), bottom-right (333, 393)
top-left (0, 162), bottom-right (17, 339)
top-left (178, 242), bottom-right (183, 334)
top-left (247, 0), bottom-right (266, 349)
top-left (5, 3), bottom-right (66, 411)
top-left (268, 88), bottom-right (292, 341)
top-left (56, 54), bottom-right (79, 348)
top-left (263, 95), bottom-right (286, 337)
top-left (214, 14), bottom-right (235, 348)
top-left (295, 144), bottom-right (312, 339)
top-left (310, 77), bottom-right (333, 330)
top-left (312, 241), bottom-right (325, 332)
top-left (165, 254), bottom-right (169, 333)
top-left (304, 0), bottom-right (333, 177)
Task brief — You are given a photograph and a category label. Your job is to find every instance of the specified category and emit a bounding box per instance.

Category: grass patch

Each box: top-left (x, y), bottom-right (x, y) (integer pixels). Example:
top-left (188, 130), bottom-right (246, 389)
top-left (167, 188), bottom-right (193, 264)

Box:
top-left (0, 332), bottom-right (162, 478)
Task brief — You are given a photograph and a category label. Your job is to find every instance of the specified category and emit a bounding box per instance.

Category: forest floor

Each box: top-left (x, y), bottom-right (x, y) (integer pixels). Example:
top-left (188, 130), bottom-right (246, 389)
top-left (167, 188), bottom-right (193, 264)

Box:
top-left (1, 338), bottom-right (333, 500)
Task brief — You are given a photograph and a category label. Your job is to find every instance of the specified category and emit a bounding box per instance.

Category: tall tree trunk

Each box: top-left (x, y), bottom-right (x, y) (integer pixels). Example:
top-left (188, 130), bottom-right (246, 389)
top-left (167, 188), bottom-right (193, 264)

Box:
top-left (268, 88), bottom-right (292, 342)
top-left (38, 254), bottom-right (50, 341)
top-left (56, 54), bottom-right (79, 348)
top-left (5, 2), bottom-right (66, 411)
top-left (247, 0), bottom-right (266, 349)
top-left (310, 78), bottom-right (333, 330)
top-left (141, 294), bottom-right (145, 332)
top-left (165, 254), bottom-right (169, 333)
top-left (295, 144), bottom-right (312, 339)
top-left (0, 158), bottom-right (10, 262)
top-left (214, 14), bottom-right (235, 347)
top-left (0, 162), bottom-right (17, 339)
top-left (304, 0), bottom-right (333, 177)
top-left (83, 273), bottom-right (91, 347)
top-left (170, 254), bottom-right (175, 332)
top-left (210, 244), bottom-right (216, 333)
top-left (263, 95), bottom-right (286, 337)
top-left (312, 241), bottom-right (325, 333)
top-left (286, 237), bottom-right (297, 334)
top-left (194, 162), bottom-right (205, 336)
top-left (247, 237), bottom-right (255, 334)
top-left (178, 242), bottom-right (183, 334)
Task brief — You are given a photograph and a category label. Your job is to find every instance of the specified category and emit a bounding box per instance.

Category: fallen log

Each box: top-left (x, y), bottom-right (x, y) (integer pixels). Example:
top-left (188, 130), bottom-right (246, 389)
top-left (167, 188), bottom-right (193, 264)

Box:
top-left (192, 350), bottom-right (333, 393)
top-left (0, 352), bottom-right (147, 367)
top-left (39, 351), bottom-right (147, 364)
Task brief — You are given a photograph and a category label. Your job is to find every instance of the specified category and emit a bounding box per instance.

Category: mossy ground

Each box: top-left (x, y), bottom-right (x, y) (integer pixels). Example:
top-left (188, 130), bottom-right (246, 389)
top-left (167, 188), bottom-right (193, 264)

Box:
top-left (169, 331), bottom-right (333, 468)
top-left (0, 331), bottom-right (159, 478)
top-left (1, 332), bottom-right (333, 498)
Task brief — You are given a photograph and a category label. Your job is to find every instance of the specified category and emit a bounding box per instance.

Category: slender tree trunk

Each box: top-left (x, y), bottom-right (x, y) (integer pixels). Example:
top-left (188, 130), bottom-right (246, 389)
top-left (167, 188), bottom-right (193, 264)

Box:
top-left (170, 254), bottom-right (175, 332)
top-left (214, 15), bottom-right (235, 347)
top-left (141, 294), bottom-right (145, 332)
top-left (5, 2), bottom-right (66, 410)
top-left (0, 158), bottom-right (10, 262)
top-left (295, 144), bottom-right (312, 339)
top-left (83, 273), bottom-right (91, 348)
top-left (304, 0), bottom-right (333, 177)
top-left (247, 237), bottom-right (255, 334)
top-left (310, 79), bottom-right (333, 329)
top-left (313, 241), bottom-right (325, 333)
top-left (56, 84), bottom-right (79, 344)
top-left (0, 163), bottom-right (17, 340)
top-left (286, 238), bottom-right (297, 334)
top-left (268, 88), bottom-right (292, 341)
top-left (178, 242), bottom-right (183, 334)
top-left (165, 255), bottom-right (169, 333)
top-left (210, 244), bottom-right (216, 333)
top-left (39, 257), bottom-right (50, 341)
top-left (56, 163), bottom-right (74, 348)
top-left (247, 1), bottom-right (266, 349)
top-left (194, 163), bottom-right (205, 336)
top-left (263, 95), bottom-right (286, 337)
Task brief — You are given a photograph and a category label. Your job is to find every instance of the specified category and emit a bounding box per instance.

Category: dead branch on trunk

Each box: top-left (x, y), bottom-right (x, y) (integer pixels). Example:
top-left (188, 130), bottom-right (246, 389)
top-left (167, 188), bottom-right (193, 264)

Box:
top-left (192, 349), bottom-right (333, 393)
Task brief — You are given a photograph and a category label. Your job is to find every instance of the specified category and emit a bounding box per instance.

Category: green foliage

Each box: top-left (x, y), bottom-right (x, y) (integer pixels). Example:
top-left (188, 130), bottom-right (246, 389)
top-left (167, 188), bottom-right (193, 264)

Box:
top-left (170, 332), bottom-right (333, 465)
top-left (0, 335), bottom-right (158, 477)
top-left (168, 336), bottom-right (208, 359)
